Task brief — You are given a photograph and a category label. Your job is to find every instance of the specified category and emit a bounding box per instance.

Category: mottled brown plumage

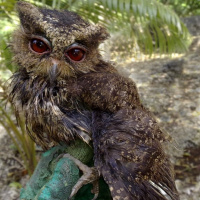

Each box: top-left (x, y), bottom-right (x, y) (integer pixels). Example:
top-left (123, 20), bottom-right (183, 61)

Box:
top-left (9, 2), bottom-right (179, 200)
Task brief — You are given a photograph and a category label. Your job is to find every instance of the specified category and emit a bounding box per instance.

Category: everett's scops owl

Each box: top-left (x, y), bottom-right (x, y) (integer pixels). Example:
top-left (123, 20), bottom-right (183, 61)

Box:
top-left (9, 2), bottom-right (179, 200)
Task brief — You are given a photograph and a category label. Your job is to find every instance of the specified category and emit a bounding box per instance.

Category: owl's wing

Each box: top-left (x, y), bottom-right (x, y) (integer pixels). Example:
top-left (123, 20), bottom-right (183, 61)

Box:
top-left (93, 108), bottom-right (179, 200)
top-left (76, 72), bottom-right (142, 112)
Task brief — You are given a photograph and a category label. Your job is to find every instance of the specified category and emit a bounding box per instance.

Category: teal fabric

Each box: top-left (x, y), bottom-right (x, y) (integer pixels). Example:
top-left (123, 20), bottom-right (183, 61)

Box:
top-left (20, 146), bottom-right (79, 200)
top-left (20, 142), bottom-right (112, 200)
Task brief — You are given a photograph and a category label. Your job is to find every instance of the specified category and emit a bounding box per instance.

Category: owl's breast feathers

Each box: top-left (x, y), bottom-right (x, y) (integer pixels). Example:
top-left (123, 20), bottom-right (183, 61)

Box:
top-left (9, 67), bottom-right (140, 147)
top-left (9, 68), bottom-right (91, 149)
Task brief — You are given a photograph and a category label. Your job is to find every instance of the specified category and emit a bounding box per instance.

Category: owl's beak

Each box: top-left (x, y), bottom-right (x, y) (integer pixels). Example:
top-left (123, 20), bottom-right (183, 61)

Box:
top-left (49, 59), bottom-right (59, 85)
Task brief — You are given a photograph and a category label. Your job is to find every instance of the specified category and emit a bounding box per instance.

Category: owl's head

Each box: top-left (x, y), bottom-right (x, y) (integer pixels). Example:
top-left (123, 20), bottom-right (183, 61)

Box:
top-left (12, 1), bottom-right (109, 79)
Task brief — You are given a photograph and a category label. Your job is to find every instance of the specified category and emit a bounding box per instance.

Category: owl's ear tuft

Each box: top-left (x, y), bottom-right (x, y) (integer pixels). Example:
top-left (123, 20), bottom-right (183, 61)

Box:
top-left (90, 25), bottom-right (110, 45)
top-left (16, 1), bottom-right (42, 33)
top-left (97, 25), bottom-right (110, 41)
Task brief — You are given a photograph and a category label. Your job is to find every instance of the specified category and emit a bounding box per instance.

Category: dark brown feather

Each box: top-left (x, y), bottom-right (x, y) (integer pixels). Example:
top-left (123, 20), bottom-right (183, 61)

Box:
top-left (92, 109), bottom-right (178, 200)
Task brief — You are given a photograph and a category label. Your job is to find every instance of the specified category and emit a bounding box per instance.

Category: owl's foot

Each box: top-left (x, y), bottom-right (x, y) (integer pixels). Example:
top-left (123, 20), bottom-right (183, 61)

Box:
top-left (61, 153), bottom-right (100, 200)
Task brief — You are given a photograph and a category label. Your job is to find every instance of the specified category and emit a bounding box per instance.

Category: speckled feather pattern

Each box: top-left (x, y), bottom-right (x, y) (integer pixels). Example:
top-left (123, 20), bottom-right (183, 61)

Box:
top-left (9, 2), bottom-right (179, 200)
top-left (92, 109), bottom-right (178, 200)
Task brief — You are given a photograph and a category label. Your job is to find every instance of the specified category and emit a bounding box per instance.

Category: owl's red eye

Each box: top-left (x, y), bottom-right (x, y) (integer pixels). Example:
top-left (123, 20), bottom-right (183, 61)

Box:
top-left (66, 48), bottom-right (85, 62)
top-left (30, 39), bottom-right (50, 54)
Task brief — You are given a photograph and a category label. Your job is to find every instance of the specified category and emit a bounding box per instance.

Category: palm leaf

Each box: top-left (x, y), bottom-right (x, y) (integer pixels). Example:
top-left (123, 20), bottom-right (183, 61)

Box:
top-left (62, 0), bottom-right (190, 54)
top-left (0, 0), bottom-right (191, 60)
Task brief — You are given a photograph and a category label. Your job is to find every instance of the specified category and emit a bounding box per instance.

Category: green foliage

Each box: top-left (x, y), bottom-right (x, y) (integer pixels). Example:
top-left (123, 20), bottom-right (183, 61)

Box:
top-left (62, 0), bottom-right (190, 55)
top-left (0, 0), bottom-right (191, 61)
top-left (0, 81), bottom-right (37, 175)
top-left (0, 1), bottom-right (36, 174)
top-left (160, 0), bottom-right (200, 17)
top-left (9, 181), bottom-right (22, 189)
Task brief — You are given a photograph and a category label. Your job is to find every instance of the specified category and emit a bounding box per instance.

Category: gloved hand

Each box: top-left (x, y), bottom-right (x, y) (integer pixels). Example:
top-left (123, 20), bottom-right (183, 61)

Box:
top-left (20, 140), bottom-right (111, 200)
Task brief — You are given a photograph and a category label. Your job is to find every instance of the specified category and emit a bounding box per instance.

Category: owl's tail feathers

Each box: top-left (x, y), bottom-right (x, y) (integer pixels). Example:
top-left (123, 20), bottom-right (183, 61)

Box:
top-left (99, 148), bottom-right (179, 200)
top-left (94, 108), bottom-right (179, 200)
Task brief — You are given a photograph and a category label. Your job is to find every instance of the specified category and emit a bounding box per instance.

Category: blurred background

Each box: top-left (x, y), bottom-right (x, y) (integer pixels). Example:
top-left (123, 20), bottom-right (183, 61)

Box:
top-left (0, 0), bottom-right (200, 199)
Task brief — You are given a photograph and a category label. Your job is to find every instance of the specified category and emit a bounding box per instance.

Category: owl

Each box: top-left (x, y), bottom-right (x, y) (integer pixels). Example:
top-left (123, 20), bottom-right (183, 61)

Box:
top-left (9, 2), bottom-right (179, 200)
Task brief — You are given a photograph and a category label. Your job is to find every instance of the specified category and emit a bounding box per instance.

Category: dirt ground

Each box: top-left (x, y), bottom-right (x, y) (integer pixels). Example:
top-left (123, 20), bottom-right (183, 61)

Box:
top-left (0, 17), bottom-right (200, 200)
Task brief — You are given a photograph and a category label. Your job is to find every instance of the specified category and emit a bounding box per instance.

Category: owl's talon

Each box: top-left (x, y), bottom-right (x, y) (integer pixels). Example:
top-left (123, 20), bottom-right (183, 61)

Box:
top-left (61, 154), bottom-right (100, 200)
top-left (91, 180), bottom-right (99, 200)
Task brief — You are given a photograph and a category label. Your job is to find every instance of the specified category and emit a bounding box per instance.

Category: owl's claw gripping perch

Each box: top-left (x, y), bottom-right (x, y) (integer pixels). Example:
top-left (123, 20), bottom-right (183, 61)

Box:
top-left (61, 154), bottom-right (100, 200)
